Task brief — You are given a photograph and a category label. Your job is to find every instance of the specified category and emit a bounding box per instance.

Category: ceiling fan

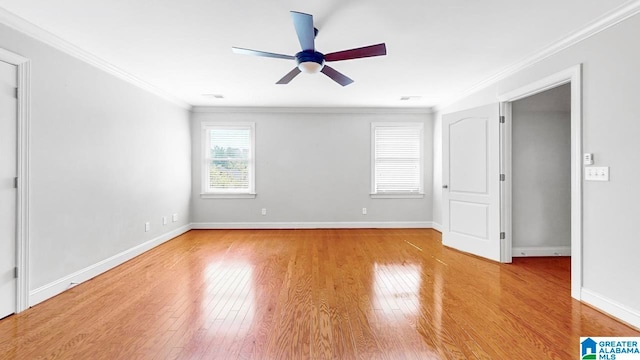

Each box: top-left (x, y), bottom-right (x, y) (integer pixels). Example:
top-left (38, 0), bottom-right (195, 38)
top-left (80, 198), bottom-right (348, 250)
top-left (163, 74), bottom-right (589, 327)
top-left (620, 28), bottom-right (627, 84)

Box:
top-left (232, 11), bottom-right (387, 86)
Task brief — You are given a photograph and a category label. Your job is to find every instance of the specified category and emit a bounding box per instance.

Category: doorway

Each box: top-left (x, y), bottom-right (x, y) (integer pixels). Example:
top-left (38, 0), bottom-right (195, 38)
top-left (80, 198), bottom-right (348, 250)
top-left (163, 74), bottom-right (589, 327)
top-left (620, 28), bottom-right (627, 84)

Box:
top-left (0, 48), bottom-right (31, 314)
top-left (499, 65), bottom-right (583, 300)
top-left (511, 84), bottom-right (571, 257)
top-left (0, 59), bottom-right (17, 319)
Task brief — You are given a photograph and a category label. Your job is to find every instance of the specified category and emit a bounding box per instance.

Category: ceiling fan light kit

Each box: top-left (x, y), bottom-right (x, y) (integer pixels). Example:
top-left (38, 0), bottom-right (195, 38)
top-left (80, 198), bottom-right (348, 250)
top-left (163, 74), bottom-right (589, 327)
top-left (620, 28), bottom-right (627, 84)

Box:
top-left (296, 50), bottom-right (325, 73)
top-left (232, 11), bottom-right (387, 86)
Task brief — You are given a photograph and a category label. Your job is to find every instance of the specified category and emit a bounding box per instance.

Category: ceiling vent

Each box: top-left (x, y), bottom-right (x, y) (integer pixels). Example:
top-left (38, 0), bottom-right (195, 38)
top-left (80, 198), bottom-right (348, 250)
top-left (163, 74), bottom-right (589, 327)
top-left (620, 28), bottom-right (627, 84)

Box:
top-left (202, 94), bottom-right (224, 99)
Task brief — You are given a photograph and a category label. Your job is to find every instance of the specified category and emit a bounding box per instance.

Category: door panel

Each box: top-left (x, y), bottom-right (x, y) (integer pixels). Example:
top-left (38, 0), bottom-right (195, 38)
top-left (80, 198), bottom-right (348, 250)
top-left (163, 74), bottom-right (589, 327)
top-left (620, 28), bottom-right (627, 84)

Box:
top-left (450, 201), bottom-right (488, 239)
top-left (0, 60), bottom-right (17, 318)
top-left (442, 103), bottom-right (501, 262)
top-left (450, 118), bottom-right (488, 194)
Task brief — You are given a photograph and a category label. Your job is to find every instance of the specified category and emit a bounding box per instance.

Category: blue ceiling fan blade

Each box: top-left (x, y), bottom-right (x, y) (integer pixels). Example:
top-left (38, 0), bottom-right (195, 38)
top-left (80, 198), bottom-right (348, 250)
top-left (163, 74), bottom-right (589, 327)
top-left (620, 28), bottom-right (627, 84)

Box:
top-left (291, 11), bottom-right (315, 51)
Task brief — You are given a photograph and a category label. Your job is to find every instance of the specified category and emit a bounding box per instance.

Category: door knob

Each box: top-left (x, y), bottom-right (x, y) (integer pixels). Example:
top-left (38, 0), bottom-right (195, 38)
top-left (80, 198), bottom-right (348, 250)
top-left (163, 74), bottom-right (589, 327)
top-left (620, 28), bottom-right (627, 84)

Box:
top-left (442, 185), bottom-right (448, 189)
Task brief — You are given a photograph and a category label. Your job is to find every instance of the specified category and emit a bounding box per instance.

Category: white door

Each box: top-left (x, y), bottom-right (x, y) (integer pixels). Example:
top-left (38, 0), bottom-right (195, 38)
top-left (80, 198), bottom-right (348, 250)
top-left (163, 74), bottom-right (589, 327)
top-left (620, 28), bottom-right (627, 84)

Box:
top-left (442, 103), bottom-right (501, 262)
top-left (0, 60), bottom-right (17, 318)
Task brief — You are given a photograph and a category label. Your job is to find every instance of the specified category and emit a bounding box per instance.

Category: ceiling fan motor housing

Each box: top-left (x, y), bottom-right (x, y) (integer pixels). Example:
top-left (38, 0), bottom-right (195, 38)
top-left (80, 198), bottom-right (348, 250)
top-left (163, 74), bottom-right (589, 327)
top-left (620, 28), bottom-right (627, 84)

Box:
top-left (296, 50), bottom-right (325, 73)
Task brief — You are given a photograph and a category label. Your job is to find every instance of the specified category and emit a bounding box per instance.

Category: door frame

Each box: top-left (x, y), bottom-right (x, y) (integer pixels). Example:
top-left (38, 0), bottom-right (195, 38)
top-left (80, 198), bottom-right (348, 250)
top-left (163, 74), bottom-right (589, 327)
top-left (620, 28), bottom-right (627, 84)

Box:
top-left (0, 48), bottom-right (31, 312)
top-left (498, 64), bottom-right (582, 300)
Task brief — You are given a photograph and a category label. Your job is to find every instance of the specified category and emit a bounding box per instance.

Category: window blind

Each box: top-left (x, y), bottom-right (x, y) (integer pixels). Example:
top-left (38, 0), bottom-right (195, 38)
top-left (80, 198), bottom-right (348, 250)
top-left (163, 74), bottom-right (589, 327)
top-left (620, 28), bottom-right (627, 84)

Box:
top-left (373, 125), bottom-right (423, 194)
top-left (206, 127), bottom-right (251, 192)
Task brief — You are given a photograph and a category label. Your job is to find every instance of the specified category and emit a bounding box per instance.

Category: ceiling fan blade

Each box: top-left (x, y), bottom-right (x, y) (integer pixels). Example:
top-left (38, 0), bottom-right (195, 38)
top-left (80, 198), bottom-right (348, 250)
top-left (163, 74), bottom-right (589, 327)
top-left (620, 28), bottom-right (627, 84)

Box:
top-left (276, 67), bottom-right (302, 84)
top-left (320, 65), bottom-right (354, 86)
top-left (291, 11), bottom-right (315, 51)
top-left (232, 47), bottom-right (295, 60)
top-left (324, 43), bottom-right (387, 62)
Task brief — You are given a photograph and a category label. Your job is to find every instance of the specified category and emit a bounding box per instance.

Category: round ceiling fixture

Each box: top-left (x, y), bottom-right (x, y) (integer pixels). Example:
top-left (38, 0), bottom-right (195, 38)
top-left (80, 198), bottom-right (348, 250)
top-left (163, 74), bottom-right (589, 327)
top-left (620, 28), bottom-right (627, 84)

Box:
top-left (296, 50), bottom-right (325, 73)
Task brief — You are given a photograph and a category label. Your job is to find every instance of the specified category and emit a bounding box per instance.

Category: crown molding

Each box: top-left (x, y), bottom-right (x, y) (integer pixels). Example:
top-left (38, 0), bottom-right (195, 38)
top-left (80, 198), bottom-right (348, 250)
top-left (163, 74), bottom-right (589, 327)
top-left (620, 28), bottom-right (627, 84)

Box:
top-left (435, 0), bottom-right (640, 112)
top-left (191, 106), bottom-right (434, 114)
top-left (0, 7), bottom-right (192, 110)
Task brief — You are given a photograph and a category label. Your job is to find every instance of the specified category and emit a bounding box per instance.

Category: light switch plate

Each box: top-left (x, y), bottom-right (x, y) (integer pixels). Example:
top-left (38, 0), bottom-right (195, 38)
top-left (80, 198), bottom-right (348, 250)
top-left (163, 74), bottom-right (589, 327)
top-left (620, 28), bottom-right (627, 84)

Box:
top-left (585, 166), bottom-right (609, 181)
top-left (583, 153), bottom-right (594, 165)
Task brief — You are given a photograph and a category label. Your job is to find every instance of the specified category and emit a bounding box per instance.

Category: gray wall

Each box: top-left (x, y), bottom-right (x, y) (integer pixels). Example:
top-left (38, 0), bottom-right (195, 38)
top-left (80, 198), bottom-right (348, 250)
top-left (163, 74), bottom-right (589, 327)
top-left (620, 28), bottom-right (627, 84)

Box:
top-left (433, 15), bottom-right (640, 314)
top-left (191, 109), bottom-right (433, 225)
top-left (512, 84), bottom-right (571, 251)
top-left (0, 24), bottom-right (192, 290)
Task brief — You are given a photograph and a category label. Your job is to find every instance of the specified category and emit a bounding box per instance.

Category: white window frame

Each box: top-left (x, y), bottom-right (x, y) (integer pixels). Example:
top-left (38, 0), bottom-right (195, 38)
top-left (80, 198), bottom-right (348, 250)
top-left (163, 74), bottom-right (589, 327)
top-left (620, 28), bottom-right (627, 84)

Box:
top-left (370, 122), bottom-right (425, 199)
top-left (201, 122), bottom-right (256, 199)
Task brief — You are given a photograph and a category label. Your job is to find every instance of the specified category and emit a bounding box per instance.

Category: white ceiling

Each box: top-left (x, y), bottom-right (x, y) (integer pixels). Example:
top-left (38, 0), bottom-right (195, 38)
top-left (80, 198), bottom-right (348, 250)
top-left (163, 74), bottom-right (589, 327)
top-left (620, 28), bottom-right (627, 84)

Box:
top-left (0, 0), bottom-right (632, 108)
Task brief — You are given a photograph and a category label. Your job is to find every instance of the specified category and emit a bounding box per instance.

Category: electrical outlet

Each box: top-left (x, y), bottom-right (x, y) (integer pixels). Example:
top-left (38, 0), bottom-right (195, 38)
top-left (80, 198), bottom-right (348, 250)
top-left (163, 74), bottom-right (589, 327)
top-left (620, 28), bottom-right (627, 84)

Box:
top-left (172, 213), bottom-right (178, 222)
top-left (145, 222), bottom-right (150, 232)
top-left (585, 166), bottom-right (609, 181)
top-left (162, 216), bottom-right (167, 225)
top-left (362, 208), bottom-right (367, 215)
top-left (261, 208), bottom-right (267, 216)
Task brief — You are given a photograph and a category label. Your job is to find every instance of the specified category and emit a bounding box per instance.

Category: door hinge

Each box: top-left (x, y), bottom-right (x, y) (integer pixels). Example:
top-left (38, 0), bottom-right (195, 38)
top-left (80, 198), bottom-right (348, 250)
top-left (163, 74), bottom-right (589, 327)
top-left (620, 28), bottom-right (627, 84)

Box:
top-left (500, 232), bottom-right (506, 240)
top-left (14, 87), bottom-right (18, 99)
top-left (14, 177), bottom-right (18, 189)
top-left (500, 174), bottom-right (505, 181)
top-left (499, 115), bottom-right (505, 123)
top-left (14, 267), bottom-right (18, 278)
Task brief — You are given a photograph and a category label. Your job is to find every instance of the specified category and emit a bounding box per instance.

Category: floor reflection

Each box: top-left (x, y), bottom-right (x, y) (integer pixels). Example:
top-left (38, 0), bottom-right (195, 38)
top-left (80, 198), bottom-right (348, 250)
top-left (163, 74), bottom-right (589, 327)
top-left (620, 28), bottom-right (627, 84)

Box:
top-left (372, 263), bottom-right (422, 322)
top-left (201, 260), bottom-right (255, 334)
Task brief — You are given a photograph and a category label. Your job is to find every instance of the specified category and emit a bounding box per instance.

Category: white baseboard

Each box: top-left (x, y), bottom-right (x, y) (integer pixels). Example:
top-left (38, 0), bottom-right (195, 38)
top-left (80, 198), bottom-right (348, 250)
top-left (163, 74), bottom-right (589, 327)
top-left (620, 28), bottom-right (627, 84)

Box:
top-left (191, 221), bottom-right (434, 229)
top-left (431, 222), bottom-right (442, 232)
top-left (581, 288), bottom-right (640, 330)
top-left (29, 224), bottom-right (191, 307)
top-left (512, 246), bottom-right (571, 257)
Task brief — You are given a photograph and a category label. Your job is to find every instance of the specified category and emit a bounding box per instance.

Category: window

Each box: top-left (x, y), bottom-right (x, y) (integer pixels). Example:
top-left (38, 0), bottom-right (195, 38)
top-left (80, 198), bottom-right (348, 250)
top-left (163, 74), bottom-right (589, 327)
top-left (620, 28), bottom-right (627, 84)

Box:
top-left (371, 123), bottom-right (424, 198)
top-left (201, 122), bottom-right (255, 198)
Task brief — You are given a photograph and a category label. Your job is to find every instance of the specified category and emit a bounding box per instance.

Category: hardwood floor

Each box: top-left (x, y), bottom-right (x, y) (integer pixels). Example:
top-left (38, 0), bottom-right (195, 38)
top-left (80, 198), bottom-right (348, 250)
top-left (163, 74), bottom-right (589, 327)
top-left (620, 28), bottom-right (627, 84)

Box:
top-left (0, 229), bottom-right (637, 359)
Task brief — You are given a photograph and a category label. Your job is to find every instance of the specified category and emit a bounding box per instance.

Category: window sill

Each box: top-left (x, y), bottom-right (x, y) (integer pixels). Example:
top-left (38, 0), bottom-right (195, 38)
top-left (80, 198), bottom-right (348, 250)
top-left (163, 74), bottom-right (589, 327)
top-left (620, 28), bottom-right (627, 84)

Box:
top-left (370, 193), bottom-right (424, 199)
top-left (200, 193), bottom-right (256, 199)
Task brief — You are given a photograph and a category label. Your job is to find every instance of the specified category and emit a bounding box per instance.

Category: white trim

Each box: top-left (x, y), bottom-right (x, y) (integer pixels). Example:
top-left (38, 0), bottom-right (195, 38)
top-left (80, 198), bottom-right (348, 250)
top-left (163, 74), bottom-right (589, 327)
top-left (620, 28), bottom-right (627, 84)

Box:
top-left (0, 48), bottom-right (31, 313)
top-left (435, 0), bottom-right (640, 111)
top-left (498, 64), bottom-right (582, 300)
top-left (191, 221), bottom-right (434, 229)
top-left (582, 289), bottom-right (640, 330)
top-left (499, 102), bottom-right (512, 263)
top-left (0, 8), bottom-right (191, 110)
top-left (200, 193), bottom-right (256, 199)
top-left (370, 193), bottom-right (424, 199)
top-left (192, 106), bottom-right (434, 114)
top-left (431, 222), bottom-right (442, 232)
top-left (512, 246), bottom-right (571, 257)
top-left (29, 225), bottom-right (191, 307)
top-left (497, 69), bottom-right (573, 102)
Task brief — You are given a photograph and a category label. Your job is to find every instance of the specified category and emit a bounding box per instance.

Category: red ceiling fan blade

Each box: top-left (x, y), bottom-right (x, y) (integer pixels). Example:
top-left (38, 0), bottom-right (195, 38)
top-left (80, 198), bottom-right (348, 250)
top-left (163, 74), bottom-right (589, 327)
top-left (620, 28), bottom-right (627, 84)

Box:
top-left (324, 43), bottom-right (387, 62)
